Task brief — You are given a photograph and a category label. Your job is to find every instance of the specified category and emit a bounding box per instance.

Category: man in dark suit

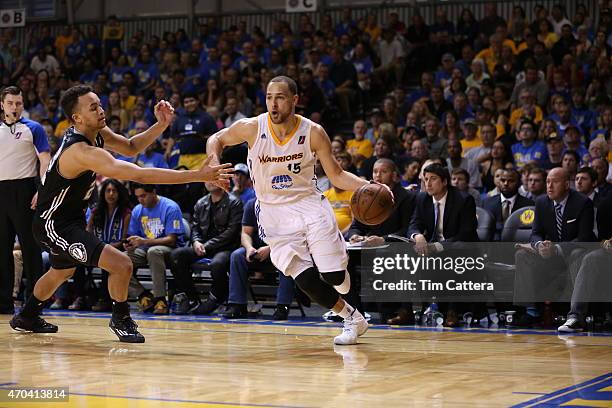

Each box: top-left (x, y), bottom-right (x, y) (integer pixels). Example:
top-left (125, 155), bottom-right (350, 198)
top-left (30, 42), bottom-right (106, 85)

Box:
top-left (483, 169), bottom-right (534, 241)
top-left (558, 192), bottom-right (612, 332)
top-left (408, 164), bottom-right (479, 326)
top-left (346, 158), bottom-right (416, 324)
top-left (513, 167), bottom-right (596, 326)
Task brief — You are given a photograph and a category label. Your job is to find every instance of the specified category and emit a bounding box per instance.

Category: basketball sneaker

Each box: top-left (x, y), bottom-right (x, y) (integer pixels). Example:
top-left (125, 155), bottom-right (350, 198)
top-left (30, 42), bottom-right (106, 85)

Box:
top-left (334, 310), bottom-right (368, 345)
top-left (558, 317), bottom-right (585, 333)
top-left (109, 316), bottom-right (145, 343)
top-left (10, 314), bottom-right (58, 333)
top-left (170, 293), bottom-right (200, 315)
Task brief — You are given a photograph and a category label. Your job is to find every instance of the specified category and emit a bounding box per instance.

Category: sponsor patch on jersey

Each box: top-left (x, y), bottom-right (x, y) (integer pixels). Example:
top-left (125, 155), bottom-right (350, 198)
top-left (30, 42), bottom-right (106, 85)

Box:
top-left (297, 135), bottom-right (305, 145)
top-left (258, 153), bottom-right (304, 164)
top-left (68, 243), bottom-right (88, 263)
top-left (271, 174), bottom-right (293, 190)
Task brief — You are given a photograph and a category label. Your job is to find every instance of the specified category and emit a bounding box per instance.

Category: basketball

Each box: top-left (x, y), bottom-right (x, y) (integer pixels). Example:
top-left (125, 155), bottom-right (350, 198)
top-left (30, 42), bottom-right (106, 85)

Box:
top-left (350, 183), bottom-right (394, 226)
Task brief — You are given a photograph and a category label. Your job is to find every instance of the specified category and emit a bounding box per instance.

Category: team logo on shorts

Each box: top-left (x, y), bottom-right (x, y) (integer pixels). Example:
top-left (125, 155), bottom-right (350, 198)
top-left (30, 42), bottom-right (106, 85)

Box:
top-left (271, 174), bottom-right (293, 190)
top-left (68, 243), bottom-right (88, 263)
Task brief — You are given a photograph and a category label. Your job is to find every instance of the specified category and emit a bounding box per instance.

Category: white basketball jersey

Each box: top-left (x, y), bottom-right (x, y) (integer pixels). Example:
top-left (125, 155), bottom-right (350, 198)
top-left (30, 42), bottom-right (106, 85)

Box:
top-left (247, 113), bottom-right (319, 205)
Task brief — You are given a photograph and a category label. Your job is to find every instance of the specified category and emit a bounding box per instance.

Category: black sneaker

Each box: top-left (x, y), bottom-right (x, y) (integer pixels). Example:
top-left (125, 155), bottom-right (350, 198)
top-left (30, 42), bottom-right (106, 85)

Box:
top-left (170, 293), bottom-right (201, 315)
top-left (10, 314), bottom-right (58, 333)
top-left (558, 317), bottom-right (585, 333)
top-left (193, 296), bottom-right (220, 315)
top-left (272, 305), bottom-right (289, 321)
top-left (109, 316), bottom-right (145, 343)
top-left (221, 304), bottom-right (248, 319)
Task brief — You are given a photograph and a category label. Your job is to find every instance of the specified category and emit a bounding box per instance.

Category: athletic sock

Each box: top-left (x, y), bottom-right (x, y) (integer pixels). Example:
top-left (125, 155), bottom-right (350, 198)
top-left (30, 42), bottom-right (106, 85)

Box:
top-left (21, 295), bottom-right (46, 318)
top-left (337, 302), bottom-right (356, 319)
top-left (112, 300), bottom-right (130, 320)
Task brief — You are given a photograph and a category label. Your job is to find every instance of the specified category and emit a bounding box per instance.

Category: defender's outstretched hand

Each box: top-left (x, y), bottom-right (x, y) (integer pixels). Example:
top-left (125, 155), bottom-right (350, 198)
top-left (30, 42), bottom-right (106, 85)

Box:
top-left (154, 100), bottom-right (175, 127)
top-left (197, 154), bottom-right (233, 185)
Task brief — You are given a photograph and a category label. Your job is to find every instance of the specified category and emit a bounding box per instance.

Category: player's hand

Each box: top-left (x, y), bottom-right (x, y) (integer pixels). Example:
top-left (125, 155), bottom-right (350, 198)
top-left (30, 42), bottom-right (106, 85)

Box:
top-left (30, 192), bottom-right (38, 210)
top-left (154, 100), bottom-right (175, 127)
top-left (193, 241), bottom-right (206, 256)
top-left (246, 247), bottom-right (258, 262)
top-left (197, 154), bottom-right (233, 187)
top-left (254, 246), bottom-right (271, 261)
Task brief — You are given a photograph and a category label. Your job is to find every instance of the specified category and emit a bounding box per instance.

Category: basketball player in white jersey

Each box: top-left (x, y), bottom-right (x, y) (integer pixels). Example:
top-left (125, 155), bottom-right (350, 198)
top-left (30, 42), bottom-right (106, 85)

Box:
top-left (207, 76), bottom-right (391, 345)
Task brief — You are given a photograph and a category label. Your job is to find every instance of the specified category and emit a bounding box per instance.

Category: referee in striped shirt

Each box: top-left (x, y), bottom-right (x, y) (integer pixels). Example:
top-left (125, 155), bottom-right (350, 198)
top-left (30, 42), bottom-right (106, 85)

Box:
top-left (0, 86), bottom-right (50, 314)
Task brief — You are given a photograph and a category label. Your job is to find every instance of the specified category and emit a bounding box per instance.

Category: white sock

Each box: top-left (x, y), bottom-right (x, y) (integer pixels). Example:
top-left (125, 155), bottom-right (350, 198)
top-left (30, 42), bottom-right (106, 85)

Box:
top-left (337, 302), bottom-right (356, 319)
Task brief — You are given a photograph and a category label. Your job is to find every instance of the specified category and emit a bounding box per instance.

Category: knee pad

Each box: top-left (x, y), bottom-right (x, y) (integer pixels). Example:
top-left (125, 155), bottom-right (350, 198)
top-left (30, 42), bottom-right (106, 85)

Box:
top-left (320, 270), bottom-right (346, 286)
top-left (294, 267), bottom-right (339, 309)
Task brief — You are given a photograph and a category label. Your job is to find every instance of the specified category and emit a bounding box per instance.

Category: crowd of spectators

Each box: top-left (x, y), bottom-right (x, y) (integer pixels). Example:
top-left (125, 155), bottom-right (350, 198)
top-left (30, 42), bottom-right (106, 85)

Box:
top-left (3, 2), bottom-right (612, 329)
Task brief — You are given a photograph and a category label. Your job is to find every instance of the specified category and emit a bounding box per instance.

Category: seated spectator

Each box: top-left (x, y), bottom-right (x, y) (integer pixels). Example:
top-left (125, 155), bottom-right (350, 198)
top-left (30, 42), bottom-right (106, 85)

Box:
top-left (459, 118), bottom-right (481, 156)
top-left (563, 125), bottom-right (589, 164)
top-left (575, 167), bottom-right (599, 206)
top-left (562, 150), bottom-right (580, 188)
top-left (466, 122), bottom-right (496, 164)
top-left (359, 131), bottom-right (400, 180)
top-left (323, 179), bottom-right (354, 234)
top-left (542, 132), bottom-right (564, 169)
top-left (558, 193), bottom-right (612, 332)
top-left (482, 141), bottom-right (513, 195)
top-left (509, 89), bottom-right (544, 129)
top-left (86, 179), bottom-right (132, 312)
top-left (347, 158), bottom-right (416, 322)
top-left (223, 96), bottom-right (246, 128)
top-left (222, 198), bottom-right (296, 320)
top-left (423, 117), bottom-right (448, 160)
top-left (591, 158), bottom-right (612, 198)
top-left (170, 183), bottom-right (243, 315)
top-left (446, 139), bottom-right (481, 189)
top-left (400, 158), bottom-right (421, 188)
top-left (408, 164), bottom-right (479, 326)
top-left (512, 167), bottom-right (596, 327)
top-left (483, 169), bottom-right (534, 240)
top-left (522, 167), bottom-right (547, 200)
top-left (451, 168), bottom-right (482, 207)
top-left (346, 120), bottom-right (373, 169)
top-left (232, 163), bottom-right (255, 205)
top-left (512, 119), bottom-right (547, 169)
top-left (126, 184), bottom-right (186, 315)
top-left (135, 141), bottom-right (169, 169)
top-left (426, 85), bottom-right (453, 122)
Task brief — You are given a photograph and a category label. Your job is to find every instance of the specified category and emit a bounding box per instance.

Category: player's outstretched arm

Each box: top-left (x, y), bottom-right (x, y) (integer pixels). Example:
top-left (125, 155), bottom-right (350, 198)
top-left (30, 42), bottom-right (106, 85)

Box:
top-left (75, 144), bottom-right (233, 184)
top-left (100, 100), bottom-right (175, 157)
top-left (311, 125), bottom-right (368, 192)
top-left (206, 117), bottom-right (258, 164)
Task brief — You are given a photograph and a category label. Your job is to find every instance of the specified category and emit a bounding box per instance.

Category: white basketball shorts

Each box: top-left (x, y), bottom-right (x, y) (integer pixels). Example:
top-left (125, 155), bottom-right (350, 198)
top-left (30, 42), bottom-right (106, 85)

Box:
top-left (255, 194), bottom-right (348, 278)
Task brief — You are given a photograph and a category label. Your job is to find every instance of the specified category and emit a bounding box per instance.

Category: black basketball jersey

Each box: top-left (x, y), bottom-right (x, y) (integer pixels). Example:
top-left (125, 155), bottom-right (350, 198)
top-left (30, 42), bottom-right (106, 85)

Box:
top-left (36, 127), bottom-right (104, 225)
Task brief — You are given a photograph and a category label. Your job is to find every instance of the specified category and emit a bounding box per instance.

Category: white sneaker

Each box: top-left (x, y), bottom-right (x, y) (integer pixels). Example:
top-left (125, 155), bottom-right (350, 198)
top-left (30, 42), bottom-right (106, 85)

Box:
top-left (333, 270), bottom-right (351, 295)
top-left (334, 312), bottom-right (368, 345)
top-left (558, 317), bottom-right (584, 333)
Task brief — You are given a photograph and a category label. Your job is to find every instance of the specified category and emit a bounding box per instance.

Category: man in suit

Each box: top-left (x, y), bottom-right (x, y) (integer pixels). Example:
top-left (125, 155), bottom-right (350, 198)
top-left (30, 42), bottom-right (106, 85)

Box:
top-left (346, 158), bottom-right (416, 323)
top-left (558, 192), bottom-right (612, 332)
top-left (408, 164), bottom-right (479, 326)
top-left (513, 167), bottom-right (596, 326)
top-left (483, 169), bottom-right (534, 241)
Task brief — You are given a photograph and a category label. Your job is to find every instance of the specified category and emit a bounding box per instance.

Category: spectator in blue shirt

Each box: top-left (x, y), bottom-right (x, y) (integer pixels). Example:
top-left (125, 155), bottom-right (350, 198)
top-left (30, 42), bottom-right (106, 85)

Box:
top-left (133, 45), bottom-right (159, 94)
top-left (512, 119), bottom-right (547, 168)
top-left (135, 140), bottom-right (169, 169)
top-left (125, 184), bottom-right (185, 314)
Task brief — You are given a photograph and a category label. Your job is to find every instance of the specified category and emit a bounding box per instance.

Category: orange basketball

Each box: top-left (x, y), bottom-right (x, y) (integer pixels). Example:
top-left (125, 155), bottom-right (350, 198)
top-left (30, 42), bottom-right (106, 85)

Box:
top-left (350, 183), bottom-right (394, 226)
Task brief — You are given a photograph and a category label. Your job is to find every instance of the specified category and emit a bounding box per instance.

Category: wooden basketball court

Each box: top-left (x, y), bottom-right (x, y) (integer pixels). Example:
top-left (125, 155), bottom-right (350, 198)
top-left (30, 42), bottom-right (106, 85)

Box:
top-left (1, 312), bottom-right (611, 407)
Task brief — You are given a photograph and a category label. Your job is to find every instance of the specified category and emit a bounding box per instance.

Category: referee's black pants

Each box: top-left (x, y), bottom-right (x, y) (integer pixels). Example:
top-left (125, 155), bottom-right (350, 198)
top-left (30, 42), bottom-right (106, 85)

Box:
top-left (0, 178), bottom-right (43, 311)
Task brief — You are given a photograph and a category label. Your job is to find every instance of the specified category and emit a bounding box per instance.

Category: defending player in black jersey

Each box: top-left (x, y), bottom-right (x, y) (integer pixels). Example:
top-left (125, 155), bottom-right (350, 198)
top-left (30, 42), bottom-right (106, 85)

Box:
top-left (10, 85), bottom-right (232, 343)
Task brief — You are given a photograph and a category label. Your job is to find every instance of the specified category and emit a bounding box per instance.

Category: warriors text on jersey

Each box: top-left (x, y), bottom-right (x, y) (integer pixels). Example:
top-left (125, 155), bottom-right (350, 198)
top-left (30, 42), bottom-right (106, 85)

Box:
top-left (247, 113), bottom-right (318, 205)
